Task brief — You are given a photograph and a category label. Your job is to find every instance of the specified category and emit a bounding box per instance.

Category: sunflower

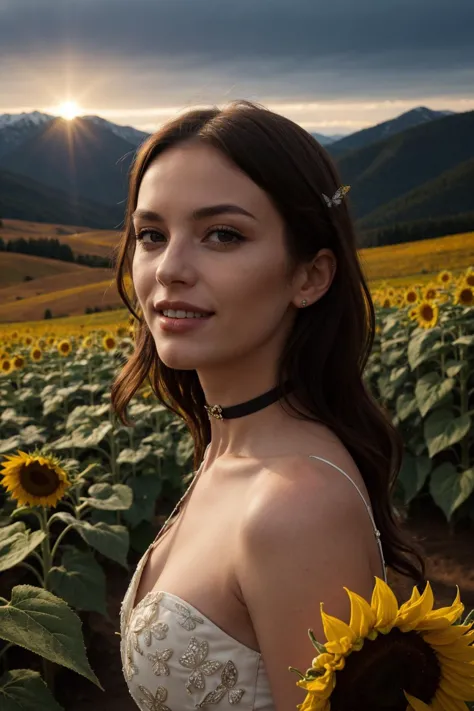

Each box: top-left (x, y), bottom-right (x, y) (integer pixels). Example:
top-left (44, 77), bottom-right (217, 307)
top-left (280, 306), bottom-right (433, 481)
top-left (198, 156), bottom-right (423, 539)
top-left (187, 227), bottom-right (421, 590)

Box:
top-left (461, 271), bottom-right (474, 288)
top-left (405, 287), bottom-right (419, 306)
top-left (437, 270), bottom-right (453, 286)
top-left (83, 336), bottom-right (93, 348)
top-left (416, 301), bottom-right (439, 329)
top-left (423, 283), bottom-right (440, 302)
top-left (57, 339), bottom-right (72, 356)
top-left (381, 297), bottom-right (393, 309)
top-left (12, 354), bottom-right (25, 370)
top-left (103, 334), bottom-right (117, 351)
top-left (409, 307), bottom-right (419, 321)
top-left (290, 577), bottom-right (474, 711)
top-left (24, 336), bottom-right (33, 346)
top-left (31, 347), bottom-right (43, 362)
top-left (0, 358), bottom-right (13, 375)
top-left (453, 285), bottom-right (474, 308)
top-left (0, 450), bottom-right (71, 508)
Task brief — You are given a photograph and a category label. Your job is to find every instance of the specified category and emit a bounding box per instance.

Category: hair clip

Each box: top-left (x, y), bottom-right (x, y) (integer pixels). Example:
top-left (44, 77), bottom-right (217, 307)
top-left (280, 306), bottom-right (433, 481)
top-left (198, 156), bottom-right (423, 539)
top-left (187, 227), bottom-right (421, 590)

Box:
top-left (322, 185), bottom-right (351, 208)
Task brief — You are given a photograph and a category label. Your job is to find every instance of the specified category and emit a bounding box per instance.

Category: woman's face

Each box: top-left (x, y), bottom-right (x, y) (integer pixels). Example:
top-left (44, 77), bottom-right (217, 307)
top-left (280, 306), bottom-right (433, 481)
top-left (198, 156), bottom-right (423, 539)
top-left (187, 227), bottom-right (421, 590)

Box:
top-left (131, 140), bottom-right (304, 377)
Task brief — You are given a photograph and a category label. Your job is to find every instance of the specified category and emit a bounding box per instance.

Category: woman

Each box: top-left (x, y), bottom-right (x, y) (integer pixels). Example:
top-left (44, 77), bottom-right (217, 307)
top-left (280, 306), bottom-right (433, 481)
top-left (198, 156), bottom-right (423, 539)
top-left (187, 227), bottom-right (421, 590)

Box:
top-left (112, 100), bottom-right (425, 711)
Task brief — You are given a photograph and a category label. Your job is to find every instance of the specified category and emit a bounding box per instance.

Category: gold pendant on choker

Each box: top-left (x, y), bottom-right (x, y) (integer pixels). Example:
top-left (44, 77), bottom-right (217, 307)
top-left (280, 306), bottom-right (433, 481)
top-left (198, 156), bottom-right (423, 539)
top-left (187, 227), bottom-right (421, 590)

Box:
top-left (204, 404), bottom-right (224, 420)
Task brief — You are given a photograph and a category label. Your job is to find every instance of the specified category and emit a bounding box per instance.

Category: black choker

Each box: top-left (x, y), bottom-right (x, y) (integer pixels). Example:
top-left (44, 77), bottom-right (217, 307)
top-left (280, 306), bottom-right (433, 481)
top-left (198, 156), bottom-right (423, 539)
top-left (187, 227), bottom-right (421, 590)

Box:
top-left (204, 381), bottom-right (293, 420)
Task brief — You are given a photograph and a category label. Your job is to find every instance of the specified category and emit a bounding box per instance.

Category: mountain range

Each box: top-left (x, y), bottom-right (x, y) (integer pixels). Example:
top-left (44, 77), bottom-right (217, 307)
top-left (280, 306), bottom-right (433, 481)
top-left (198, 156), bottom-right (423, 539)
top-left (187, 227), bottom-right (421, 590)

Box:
top-left (0, 105), bottom-right (471, 246)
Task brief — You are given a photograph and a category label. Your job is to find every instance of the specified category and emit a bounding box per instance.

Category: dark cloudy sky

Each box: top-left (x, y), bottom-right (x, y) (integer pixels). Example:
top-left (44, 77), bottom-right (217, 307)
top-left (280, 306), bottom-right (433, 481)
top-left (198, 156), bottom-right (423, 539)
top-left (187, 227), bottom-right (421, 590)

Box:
top-left (1, 0), bottom-right (473, 135)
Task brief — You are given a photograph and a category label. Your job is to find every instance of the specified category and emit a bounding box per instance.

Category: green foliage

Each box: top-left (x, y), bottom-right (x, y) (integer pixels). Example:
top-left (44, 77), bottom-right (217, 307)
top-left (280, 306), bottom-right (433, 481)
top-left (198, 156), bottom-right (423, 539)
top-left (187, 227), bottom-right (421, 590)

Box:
top-left (0, 585), bottom-right (101, 685)
top-left (365, 298), bottom-right (474, 523)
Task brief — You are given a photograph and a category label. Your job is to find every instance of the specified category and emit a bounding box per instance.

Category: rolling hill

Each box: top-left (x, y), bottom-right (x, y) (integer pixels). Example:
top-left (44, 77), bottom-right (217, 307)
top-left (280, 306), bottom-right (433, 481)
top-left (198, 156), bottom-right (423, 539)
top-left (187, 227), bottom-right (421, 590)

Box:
top-left (337, 110), bottom-right (474, 220)
top-left (0, 278), bottom-right (119, 322)
top-left (1, 218), bottom-right (120, 258)
top-left (358, 158), bottom-right (474, 229)
top-left (0, 170), bottom-right (123, 228)
top-left (0, 252), bottom-right (91, 287)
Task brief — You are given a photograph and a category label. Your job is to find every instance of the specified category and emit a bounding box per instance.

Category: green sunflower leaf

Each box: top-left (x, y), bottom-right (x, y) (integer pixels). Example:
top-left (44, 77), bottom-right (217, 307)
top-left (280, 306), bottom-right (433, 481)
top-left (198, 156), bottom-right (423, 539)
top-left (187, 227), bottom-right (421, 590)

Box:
top-left (0, 585), bottom-right (101, 687)
top-left (0, 669), bottom-right (64, 711)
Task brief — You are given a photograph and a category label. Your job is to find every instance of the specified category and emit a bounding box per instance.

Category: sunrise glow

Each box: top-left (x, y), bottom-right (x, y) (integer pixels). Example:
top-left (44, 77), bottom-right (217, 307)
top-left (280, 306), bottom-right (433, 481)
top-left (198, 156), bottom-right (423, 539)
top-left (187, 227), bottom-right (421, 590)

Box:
top-left (55, 101), bottom-right (82, 120)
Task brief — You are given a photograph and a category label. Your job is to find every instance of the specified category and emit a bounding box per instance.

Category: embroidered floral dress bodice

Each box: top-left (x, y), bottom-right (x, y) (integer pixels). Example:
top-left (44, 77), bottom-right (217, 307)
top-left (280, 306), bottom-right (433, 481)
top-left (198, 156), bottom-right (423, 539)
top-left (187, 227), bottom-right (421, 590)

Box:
top-left (120, 451), bottom-right (388, 711)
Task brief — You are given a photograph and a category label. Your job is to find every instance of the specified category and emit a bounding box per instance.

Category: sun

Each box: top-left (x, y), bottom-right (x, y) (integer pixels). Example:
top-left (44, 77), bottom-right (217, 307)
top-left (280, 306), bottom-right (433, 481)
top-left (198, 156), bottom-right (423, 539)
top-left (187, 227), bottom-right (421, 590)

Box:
top-left (55, 100), bottom-right (82, 120)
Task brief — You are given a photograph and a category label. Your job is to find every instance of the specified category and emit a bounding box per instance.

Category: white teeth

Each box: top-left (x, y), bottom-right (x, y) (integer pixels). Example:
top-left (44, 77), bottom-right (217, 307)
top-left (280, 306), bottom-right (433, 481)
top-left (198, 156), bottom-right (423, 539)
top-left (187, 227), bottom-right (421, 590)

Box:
top-left (162, 309), bottom-right (208, 319)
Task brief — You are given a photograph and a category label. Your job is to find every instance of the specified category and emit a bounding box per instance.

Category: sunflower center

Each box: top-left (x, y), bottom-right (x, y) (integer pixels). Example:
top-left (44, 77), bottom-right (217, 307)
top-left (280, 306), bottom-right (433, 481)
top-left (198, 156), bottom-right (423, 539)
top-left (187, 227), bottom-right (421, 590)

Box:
top-left (328, 628), bottom-right (441, 711)
top-left (421, 304), bottom-right (434, 320)
top-left (461, 289), bottom-right (473, 304)
top-left (20, 463), bottom-right (61, 496)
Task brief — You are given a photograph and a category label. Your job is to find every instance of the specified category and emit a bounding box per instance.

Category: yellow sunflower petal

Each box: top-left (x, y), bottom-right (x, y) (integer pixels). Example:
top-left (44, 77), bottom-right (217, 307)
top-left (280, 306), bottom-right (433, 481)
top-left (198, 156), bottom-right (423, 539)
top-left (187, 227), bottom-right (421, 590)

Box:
top-left (323, 635), bottom-right (354, 656)
top-left (428, 693), bottom-right (448, 711)
top-left (396, 581), bottom-right (435, 632)
top-left (422, 625), bottom-right (474, 646)
top-left (296, 667), bottom-right (335, 698)
top-left (343, 586), bottom-right (376, 638)
top-left (437, 650), bottom-right (474, 667)
top-left (297, 695), bottom-right (329, 711)
top-left (439, 671), bottom-right (474, 701)
top-left (320, 602), bottom-right (357, 646)
top-left (436, 647), bottom-right (474, 672)
top-left (435, 687), bottom-right (471, 711)
top-left (404, 691), bottom-right (431, 711)
top-left (416, 589), bottom-right (464, 631)
top-left (371, 576), bottom-right (399, 631)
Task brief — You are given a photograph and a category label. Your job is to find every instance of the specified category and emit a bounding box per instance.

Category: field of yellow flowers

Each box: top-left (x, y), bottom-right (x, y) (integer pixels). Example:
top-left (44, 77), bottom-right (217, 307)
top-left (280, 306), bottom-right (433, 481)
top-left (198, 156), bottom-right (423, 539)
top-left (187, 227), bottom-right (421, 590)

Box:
top-left (0, 267), bottom-right (473, 709)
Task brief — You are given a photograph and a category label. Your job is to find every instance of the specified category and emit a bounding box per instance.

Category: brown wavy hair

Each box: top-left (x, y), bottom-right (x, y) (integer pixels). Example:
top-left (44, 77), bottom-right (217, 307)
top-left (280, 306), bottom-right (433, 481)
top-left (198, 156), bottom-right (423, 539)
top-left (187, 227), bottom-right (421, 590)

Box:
top-left (111, 99), bottom-right (426, 588)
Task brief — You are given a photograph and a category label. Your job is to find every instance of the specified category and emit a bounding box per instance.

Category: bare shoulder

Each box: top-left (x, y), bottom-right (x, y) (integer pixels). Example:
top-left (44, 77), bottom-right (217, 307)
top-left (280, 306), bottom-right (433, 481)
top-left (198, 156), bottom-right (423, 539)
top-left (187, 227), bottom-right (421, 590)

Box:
top-left (243, 446), bottom-right (373, 537)
top-left (235, 450), bottom-right (381, 711)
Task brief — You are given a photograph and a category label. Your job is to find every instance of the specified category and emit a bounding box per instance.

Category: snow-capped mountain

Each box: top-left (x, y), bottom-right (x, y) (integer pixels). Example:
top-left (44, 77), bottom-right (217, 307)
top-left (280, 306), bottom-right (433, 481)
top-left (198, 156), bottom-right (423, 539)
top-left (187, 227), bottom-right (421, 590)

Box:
top-left (81, 115), bottom-right (150, 148)
top-left (0, 110), bottom-right (54, 129)
top-left (0, 111), bottom-right (55, 159)
top-left (328, 106), bottom-right (456, 156)
top-left (0, 110), bottom-right (149, 161)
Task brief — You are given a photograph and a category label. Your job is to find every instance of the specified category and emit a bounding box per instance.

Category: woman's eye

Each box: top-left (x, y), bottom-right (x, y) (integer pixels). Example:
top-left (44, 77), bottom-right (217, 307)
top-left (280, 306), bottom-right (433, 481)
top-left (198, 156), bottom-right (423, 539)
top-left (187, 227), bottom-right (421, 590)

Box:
top-left (206, 227), bottom-right (244, 247)
top-left (136, 229), bottom-right (163, 245)
top-left (135, 227), bottom-right (244, 248)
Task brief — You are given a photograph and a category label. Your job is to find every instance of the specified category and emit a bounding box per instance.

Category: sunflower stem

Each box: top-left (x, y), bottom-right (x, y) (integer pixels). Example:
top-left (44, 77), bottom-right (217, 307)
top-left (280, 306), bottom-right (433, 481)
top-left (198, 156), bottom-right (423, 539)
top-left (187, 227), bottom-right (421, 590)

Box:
top-left (38, 508), bottom-right (52, 591)
top-left (49, 523), bottom-right (76, 564)
top-left (457, 334), bottom-right (470, 473)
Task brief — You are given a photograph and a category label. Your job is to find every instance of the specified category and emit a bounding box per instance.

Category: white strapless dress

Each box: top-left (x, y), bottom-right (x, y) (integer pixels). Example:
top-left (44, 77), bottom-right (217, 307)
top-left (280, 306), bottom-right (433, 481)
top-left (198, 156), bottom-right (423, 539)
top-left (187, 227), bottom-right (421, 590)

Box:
top-left (119, 454), bottom-right (388, 711)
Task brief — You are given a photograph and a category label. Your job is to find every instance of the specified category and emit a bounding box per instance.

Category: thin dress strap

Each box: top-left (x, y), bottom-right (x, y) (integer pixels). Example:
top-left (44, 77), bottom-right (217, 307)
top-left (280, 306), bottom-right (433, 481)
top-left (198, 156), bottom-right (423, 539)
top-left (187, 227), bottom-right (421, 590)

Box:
top-left (308, 455), bottom-right (388, 583)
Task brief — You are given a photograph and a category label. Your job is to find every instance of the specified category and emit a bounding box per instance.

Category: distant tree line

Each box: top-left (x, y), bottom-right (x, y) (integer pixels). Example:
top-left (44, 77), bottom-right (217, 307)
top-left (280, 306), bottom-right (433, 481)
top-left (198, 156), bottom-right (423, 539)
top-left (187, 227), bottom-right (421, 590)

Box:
top-left (357, 212), bottom-right (474, 248)
top-left (0, 236), bottom-right (112, 267)
top-left (43, 304), bottom-right (122, 319)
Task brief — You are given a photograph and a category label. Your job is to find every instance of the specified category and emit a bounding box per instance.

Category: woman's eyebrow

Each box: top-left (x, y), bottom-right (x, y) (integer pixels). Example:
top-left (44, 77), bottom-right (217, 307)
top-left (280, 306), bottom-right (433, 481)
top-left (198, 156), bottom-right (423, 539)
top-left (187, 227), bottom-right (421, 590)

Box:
top-left (131, 204), bottom-right (257, 222)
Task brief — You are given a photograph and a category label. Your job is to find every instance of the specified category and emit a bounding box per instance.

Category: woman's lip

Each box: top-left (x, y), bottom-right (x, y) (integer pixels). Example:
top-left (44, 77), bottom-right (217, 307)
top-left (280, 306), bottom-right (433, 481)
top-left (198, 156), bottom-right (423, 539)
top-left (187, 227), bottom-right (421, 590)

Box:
top-left (158, 312), bottom-right (214, 333)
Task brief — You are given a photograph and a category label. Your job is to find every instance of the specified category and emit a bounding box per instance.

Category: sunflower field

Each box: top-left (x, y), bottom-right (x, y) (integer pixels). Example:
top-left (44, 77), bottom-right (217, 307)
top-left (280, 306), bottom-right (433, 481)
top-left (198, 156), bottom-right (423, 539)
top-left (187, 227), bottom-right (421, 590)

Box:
top-left (0, 267), bottom-right (473, 709)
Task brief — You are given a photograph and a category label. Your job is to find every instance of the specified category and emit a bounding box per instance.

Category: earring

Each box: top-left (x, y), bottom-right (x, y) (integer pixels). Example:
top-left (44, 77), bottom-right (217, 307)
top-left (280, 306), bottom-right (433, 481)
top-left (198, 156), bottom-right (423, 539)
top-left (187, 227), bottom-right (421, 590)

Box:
top-left (301, 299), bottom-right (308, 307)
